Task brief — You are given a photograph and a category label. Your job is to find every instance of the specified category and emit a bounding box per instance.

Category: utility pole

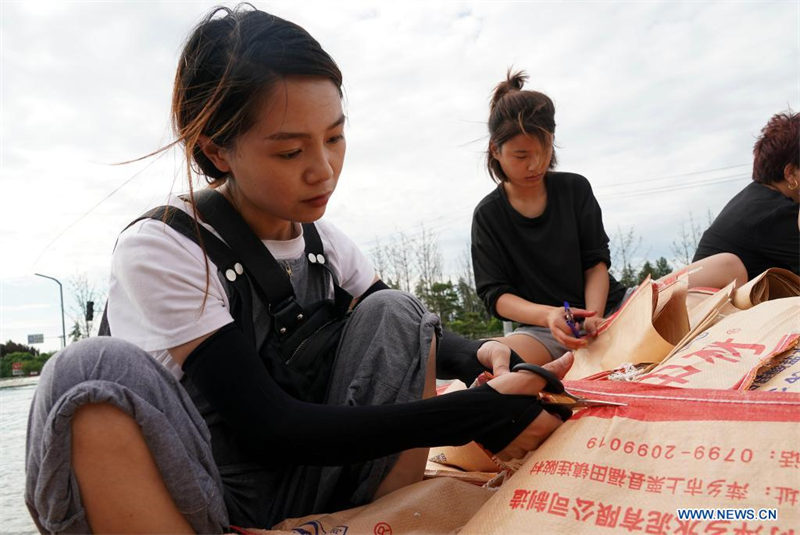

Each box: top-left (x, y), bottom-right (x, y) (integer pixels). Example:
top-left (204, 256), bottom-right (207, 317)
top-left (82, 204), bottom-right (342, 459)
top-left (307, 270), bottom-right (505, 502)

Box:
top-left (34, 273), bottom-right (66, 349)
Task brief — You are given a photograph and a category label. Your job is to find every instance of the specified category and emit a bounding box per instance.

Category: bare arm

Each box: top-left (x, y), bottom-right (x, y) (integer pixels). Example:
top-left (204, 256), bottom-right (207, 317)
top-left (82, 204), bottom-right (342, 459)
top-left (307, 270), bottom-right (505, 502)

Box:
top-left (169, 330), bottom-right (220, 367)
top-left (582, 262), bottom-right (610, 336)
top-left (348, 274), bottom-right (381, 309)
top-left (496, 292), bottom-right (595, 350)
top-left (495, 292), bottom-right (557, 327)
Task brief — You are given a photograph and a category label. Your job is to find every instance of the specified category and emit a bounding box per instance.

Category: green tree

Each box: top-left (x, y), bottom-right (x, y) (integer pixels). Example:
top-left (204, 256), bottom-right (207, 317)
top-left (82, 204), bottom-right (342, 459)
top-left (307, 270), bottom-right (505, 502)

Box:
top-left (636, 257), bottom-right (673, 284)
top-left (654, 257), bottom-right (673, 278)
top-left (1, 351), bottom-right (33, 377)
top-left (69, 320), bottom-right (83, 343)
top-left (1, 350), bottom-right (53, 377)
top-left (610, 226), bottom-right (642, 286)
top-left (0, 340), bottom-right (39, 357)
top-left (68, 273), bottom-right (105, 340)
top-left (22, 359), bottom-right (43, 375)
top-left (369, 231), bottom-right (515, 338)
top-left (448, 277), bottom-right (503, 338)
top-left (637, 261), bottom-right (656, 284)
top-left (417, 280), bottom-right (459, 325)
top-left (670, 211), bottom-right (712, 267)
top-left (455, 277), bottom-right (485, 318)
top-left (619, 264), bottom-right (638, 288)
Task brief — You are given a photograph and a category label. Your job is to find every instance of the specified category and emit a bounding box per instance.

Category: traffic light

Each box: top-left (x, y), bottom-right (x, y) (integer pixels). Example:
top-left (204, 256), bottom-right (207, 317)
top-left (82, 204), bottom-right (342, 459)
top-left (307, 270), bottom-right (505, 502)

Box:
top-left (86, 301), bottom-right (94, 321)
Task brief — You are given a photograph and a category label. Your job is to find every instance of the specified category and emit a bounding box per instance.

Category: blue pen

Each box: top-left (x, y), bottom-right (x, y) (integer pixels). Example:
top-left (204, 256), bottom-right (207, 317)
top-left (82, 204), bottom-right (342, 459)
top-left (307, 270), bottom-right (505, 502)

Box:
top-left (563, 301), bottom-right (582, 338)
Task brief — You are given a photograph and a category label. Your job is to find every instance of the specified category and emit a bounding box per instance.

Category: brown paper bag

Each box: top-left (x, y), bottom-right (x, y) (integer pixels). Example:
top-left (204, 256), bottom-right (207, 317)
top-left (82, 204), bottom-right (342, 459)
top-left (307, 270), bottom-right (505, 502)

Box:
top-left (655, 280), bottom-right (739, 366)
top-left (254, 477), bottom-right (494, 535)
top-left (685, 281), bottom-right (736, 332)
top-left (638, 297), bottom-right (800, 390)
top-left (750, 347), bottom-right (800, 393)
top-left (732, 267), bottom-right (800, 309)
top-left (427, 380), bottom-right (503, 473)
top-left (424, 460), bottom-right (499, 486)
top-left (460, 381), bottom-right (800, 534)
top-left (427, 442), bottom-right (502, 474)
top-left (566, 276), bottom-right (689, 380)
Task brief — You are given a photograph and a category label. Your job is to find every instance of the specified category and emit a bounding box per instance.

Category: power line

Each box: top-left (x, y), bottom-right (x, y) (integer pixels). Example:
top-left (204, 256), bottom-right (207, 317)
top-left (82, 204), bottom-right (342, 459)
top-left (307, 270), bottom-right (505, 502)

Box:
top-left (602, 175), bottom-right (748, 200)
top-left (363, 171), bottom-right (749, 247)
top-left (598, 163), bottom-right (749, 189)
top-left (32, 154), bottom-right (166, 267)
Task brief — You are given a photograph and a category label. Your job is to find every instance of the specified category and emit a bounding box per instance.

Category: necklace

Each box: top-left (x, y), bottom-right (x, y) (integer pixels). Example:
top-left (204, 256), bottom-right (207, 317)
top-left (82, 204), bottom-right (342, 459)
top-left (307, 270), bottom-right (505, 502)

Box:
top-left (282, 261), bottom-right (293, 278)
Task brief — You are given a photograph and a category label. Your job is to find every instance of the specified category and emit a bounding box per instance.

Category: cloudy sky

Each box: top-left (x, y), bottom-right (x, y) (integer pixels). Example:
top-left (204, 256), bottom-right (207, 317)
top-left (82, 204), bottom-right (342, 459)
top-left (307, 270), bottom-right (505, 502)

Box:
top-left (1, 0), bottom-right (797, 351)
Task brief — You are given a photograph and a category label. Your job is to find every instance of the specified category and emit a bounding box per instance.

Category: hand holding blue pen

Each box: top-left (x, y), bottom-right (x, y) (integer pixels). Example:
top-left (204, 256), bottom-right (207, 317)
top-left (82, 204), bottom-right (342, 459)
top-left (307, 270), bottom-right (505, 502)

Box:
top-left (563, 301), bottom-right (582, 338)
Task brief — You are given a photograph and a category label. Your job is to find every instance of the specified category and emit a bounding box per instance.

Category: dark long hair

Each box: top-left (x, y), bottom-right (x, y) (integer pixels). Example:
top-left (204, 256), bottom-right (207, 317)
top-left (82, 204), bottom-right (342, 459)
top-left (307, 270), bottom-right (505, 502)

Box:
top-left (154, 5), bottom-right (342, 300)
top-left (173, 4), bottom-right (342, 183)
top-left (486, 69), bottom-right (557, 183)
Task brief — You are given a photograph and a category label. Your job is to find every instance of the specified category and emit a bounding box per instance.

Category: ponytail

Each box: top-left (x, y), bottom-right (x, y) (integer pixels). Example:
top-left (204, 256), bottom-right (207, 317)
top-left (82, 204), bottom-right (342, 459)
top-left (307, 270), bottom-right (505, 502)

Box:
top-left (486, 68), bottom-right (557, 183)
top-left (489, 69), bottom-right (527, 113)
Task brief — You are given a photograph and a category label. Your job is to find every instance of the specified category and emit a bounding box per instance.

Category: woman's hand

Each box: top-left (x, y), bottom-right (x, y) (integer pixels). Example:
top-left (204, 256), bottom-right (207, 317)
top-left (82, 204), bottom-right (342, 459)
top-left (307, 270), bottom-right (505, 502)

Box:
top-left (546, 307), bottom-right (595, 349)
top-left (476, 340), bottom-right (514, 376)
top-left (487, 351), bottom-right (572, 395)
top-left (486, 352), bottom-right (574, 460)
top-left (582, 315), bottom-right (605, 337)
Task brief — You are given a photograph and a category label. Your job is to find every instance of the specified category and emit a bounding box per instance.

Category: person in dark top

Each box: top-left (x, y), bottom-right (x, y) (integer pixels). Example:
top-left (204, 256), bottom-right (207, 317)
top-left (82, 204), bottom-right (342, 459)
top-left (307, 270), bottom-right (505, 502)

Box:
top-left (693, 111), bottom-right (800, 279)
top-left (472, 70), bottom-right (748, 366)
top-left (472, 172), bottom-right (628, 320)
top-left (25, 9), bottom-right (571, 533)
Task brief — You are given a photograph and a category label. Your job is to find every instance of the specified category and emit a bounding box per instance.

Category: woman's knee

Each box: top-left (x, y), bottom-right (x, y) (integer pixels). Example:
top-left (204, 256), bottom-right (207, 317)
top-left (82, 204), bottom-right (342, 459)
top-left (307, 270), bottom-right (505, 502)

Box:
top-left (52, 337), bottom-right (147, 369)
top-left (356, 289), bottom-right (427, 323)
top-left (72, 402), bottom-right (139, 450)
top-left (71, 402), bottom-right (197, 534)
top-left (496, 334), bottom-right (554, 365)
top-left (40, 337), bottom-right (157, 400)
top-left (333, 290), bottom-right (439, 398)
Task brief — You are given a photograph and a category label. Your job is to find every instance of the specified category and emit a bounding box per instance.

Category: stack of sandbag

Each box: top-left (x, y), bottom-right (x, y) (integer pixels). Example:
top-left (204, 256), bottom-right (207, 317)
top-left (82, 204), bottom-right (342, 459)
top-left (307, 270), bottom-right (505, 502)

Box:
top-left (248, 268), bottom-right (800, 534)
top-left (455, 267), bottom-right (799, 533)
top-left (243, 477), bottom-right (494, 535)
top-left (459, 383), bottom-right (800, 534)
top-left (567, 268), bottom-right (800, 384)
top-left (750, 347), bottom-right (800, 393)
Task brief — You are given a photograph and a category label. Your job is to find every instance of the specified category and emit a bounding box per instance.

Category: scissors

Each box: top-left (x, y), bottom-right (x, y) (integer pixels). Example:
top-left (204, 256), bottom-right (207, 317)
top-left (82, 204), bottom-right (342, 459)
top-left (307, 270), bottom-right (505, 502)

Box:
top-left (512, 362), bottom-right (627, 420)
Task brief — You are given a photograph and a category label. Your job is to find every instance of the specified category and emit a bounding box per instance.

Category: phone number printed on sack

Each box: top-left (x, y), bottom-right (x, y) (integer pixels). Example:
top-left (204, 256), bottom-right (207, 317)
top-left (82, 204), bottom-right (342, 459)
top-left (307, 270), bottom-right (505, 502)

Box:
top-left (585, 436), bottom-right (755, 464)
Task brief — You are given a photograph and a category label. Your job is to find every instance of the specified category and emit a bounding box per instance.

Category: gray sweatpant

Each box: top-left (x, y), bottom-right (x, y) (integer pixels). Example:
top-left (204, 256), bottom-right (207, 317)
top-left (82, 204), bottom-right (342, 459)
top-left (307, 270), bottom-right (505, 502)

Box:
top-left (25, 290), bottom-right (438, 533)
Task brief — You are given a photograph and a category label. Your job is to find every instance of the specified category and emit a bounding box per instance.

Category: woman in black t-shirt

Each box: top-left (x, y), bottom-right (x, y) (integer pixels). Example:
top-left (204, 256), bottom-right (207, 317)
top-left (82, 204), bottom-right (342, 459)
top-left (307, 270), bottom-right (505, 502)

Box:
top-left (693, 111), bottom-right (799, 279)
top-left (472, 70), bottom-right (748, 365)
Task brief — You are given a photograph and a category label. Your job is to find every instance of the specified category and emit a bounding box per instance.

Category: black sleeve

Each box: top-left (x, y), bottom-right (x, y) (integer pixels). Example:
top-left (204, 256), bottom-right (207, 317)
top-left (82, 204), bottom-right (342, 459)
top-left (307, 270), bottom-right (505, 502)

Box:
top-left (437, 329), bottom-right (524, 386)
top-left (357, 280), bottom-right (525, 386)
top-left (183, 323), bottom-right (543, 466)
top-left (575, 178), bottom-right (612, 271)
top-left (759, 204), bottom-right (800, 274)
top-left (362, 279), bottom-right (524, 385)
top-left (358, 278), bottom-right (390, 301)
top-left (471, 205), bottom-right (517, 318)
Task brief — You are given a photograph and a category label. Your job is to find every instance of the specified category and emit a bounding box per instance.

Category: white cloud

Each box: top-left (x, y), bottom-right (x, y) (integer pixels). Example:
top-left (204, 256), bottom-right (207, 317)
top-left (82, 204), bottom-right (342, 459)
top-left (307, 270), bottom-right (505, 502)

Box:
top-left (1, 0), bottom-right (797, 344)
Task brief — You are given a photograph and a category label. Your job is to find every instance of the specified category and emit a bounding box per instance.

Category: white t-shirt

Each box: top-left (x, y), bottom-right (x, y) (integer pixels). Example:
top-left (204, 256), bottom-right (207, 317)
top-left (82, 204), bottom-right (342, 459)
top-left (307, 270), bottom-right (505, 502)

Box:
top-left (107, 196), bottom-right (375, 379)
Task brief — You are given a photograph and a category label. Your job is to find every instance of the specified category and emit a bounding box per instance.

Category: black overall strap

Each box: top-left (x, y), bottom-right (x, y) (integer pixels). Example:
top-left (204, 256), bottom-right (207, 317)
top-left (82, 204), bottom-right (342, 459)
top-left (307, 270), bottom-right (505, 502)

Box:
top-left (301, 222), bottom-right (325, 259)
top-left (139, 206), bottom-right (239, 271)
top-left (192, 189), bottom-right (308, 338)
top-left (300, 222), bottom-right (354, 315)
top-left (301, 222), bottom-right (341, 285)
top-left (98, 205), bottom-right (256, 345)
